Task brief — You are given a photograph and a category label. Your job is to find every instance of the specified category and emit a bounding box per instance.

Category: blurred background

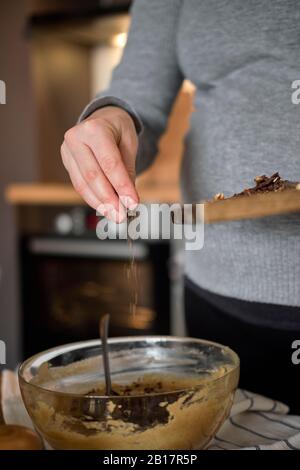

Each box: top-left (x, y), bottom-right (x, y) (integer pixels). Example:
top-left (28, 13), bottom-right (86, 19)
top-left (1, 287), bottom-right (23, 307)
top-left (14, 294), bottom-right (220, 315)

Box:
top-left (0, 0), bottom-right (194, 367)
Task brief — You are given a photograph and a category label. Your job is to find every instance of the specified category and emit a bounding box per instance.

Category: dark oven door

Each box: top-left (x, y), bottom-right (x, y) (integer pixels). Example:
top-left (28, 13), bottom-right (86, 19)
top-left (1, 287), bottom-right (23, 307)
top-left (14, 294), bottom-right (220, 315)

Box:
top-left (20, 236), bottom-right (170, 358)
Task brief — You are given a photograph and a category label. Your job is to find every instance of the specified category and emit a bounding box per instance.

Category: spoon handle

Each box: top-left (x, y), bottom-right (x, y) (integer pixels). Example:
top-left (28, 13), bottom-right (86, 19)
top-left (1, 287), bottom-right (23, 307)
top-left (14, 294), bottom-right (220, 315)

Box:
top-left (100, 314), bottom-right (112, 396)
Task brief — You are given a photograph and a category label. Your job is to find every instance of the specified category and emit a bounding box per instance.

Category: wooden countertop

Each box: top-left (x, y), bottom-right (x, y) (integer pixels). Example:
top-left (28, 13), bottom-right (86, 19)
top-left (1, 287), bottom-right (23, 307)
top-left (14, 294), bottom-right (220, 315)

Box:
top-left (5, 182), bottom-right (180, 206)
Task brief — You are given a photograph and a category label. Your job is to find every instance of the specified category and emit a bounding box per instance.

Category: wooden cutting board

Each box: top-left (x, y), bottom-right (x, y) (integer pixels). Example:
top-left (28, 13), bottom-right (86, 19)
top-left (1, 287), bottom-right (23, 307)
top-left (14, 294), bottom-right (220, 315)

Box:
top-left (203, 188), bottom-right (300, 224)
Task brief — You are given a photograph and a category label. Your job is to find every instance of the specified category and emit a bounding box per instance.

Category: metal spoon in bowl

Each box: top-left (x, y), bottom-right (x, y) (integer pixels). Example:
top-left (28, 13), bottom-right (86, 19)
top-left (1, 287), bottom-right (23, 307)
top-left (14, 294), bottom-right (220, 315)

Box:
top-left (99, 314), bottom-right (118, 396)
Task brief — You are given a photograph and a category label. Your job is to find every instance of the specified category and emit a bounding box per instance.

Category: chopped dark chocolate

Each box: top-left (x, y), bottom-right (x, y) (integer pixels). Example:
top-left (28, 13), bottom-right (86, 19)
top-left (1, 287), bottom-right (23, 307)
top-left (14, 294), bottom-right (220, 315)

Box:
top-left (233, 172), bottom-right (296, 197)
top-left (211, 172), bottom-right (297, 202)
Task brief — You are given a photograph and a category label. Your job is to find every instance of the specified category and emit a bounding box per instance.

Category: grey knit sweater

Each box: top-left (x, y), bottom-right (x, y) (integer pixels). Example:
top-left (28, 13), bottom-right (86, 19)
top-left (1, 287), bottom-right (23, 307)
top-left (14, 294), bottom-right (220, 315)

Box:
top-left (80, 0), bottom-right (300, 318)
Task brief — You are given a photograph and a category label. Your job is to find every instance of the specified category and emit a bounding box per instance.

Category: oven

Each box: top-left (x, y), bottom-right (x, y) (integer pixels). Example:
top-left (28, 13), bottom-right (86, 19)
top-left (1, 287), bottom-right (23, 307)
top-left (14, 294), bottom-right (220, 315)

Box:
top-left (20, 228), bottom-right (170, 358)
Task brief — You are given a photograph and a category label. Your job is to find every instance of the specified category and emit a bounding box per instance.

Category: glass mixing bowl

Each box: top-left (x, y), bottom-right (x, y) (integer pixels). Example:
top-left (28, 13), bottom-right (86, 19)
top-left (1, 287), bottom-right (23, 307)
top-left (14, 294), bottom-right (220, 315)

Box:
top-left (19, 336), bottom-right (239, 450)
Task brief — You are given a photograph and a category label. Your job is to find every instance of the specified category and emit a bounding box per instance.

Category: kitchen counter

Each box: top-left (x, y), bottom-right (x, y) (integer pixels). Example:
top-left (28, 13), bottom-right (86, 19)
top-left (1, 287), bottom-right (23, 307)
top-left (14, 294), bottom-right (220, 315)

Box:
top-left (5, 181), bottom-right (180, 206)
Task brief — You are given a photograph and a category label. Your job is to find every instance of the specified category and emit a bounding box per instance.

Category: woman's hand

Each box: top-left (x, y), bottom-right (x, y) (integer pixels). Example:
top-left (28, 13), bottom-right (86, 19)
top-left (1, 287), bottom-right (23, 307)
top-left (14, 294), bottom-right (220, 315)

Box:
top-left (61, 106), bottom-right (139, 223)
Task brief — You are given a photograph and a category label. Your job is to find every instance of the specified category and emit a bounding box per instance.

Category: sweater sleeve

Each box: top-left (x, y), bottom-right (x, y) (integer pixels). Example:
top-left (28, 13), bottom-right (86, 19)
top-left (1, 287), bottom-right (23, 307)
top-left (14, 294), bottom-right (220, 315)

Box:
top-left (79, 0), bottom-right (183, 173)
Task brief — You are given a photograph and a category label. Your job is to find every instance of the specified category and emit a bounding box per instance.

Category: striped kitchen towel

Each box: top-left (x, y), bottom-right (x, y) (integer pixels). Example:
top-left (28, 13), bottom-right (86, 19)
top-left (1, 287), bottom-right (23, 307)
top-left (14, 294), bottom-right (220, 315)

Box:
top-left (1, 370), bottom-right (300, 450)
top-left (208, 389), bottom-right (300, 450)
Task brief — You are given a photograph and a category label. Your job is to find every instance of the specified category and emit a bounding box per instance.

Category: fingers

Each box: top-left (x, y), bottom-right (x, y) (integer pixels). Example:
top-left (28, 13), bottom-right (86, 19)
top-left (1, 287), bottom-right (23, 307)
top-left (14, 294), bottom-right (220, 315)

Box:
top-left (85, 124), bottom-right (139, 210)
top-left (66, 136), bottom-right (125, 217)
top-left (61, 108), bottom-right (139, 222)
top-left (61, 142), bottom-right (126, 222)
top-left (61, 142), bottom-right (100, 210)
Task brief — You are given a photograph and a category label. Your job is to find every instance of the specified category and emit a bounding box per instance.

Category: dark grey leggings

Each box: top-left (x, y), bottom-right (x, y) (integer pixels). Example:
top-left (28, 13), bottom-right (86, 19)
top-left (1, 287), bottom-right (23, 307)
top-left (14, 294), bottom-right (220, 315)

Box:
top-left (185, 277), bottom-right (300, 414)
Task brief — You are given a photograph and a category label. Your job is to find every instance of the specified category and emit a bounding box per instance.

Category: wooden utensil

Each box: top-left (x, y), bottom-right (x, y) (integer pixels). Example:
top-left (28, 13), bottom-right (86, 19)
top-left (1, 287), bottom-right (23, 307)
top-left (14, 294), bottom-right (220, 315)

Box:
top-left (204, 187), bottom-right (300, 223)
top-left (173, 187), bottom-right (300, 224)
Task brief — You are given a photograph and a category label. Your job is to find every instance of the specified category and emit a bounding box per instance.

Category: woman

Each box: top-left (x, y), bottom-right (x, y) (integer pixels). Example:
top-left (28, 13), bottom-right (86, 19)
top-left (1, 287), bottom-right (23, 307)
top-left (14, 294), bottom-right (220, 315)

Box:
top-left (61, 0), bottom-right (300, 412)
